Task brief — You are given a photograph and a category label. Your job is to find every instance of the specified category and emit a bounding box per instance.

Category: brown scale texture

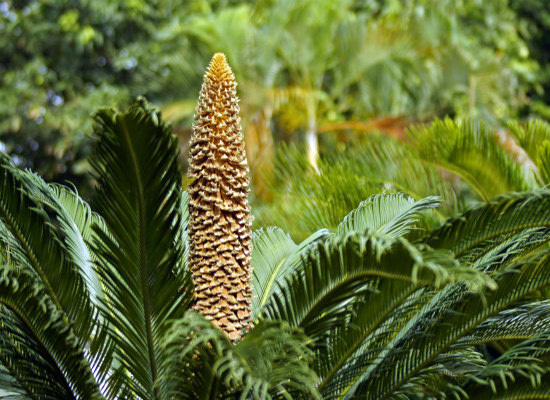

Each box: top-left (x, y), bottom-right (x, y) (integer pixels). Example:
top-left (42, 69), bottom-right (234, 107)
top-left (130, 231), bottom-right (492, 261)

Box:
top-left (188, 53), bottom-right (252, 341)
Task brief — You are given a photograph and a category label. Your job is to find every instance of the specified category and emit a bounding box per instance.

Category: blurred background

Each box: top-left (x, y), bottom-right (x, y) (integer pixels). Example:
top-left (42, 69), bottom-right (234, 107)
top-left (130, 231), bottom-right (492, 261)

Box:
top-left (1, 0), bottom-right (549, 238)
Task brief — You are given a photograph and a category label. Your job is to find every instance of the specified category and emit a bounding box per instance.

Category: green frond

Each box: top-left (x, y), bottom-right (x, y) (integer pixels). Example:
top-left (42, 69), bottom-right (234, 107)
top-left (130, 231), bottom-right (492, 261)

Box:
top-left (0, 153), bottom-right (96, 342)
top-left (159, 311), bottom-right (229, 400)
top-left (449, 332), bottom-right (550, 399)
top-left (0, 267), bottom-right (103, 399)
top-left (424, 191), bottom-right (550, 263)
top-left (409, 118), bottom-right (536, 202)
top-left (90, 98), bottom-right (192, 399)
top-left (9, 169), bottom-right (107, 308)
top-left (257, 138), bottom-right (460, 241)
top-left (458, 301), bottom-right (550, 345)
top-left (509, 119), bottom-right (550, 185)
top-left (177, 190), bottom-right (189, 274)
top-left (160, 312), bottom-right (320, 400)
top-left (347, 248), bottom-right (550, 399)
top-left (251, 227), bottom-right (329, 319)
top-left (216, 320), bottom-right (320, 400)
top-left (336, 193), bottom-right (440, 239)
top-left (460, 378), bottom-right (550, 400)
top-left (316, 267), bottom-right (490, 398)
top-left (0, 363), bottom-right (33, 399)
top-left (538, 143), bottom-right (550, 187)
top-left (391, 348), bottom-right (487, 399)
top-left (259, 231), bottom-right (493, 370)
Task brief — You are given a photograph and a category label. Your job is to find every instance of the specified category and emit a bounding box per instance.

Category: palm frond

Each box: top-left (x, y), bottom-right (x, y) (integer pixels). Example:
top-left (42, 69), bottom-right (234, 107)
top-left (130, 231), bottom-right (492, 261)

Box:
top-left (448, 332), bottom-right (550, 399)
top-left (425, 191), bottom-right (550, 261)
top-left (177, 190), bottom-right (189, 274)
top-left (458, 300), bottom-right (550, 345)
top-left (160, 312), bottom-right (319, 400)
top-left (90, 98), bottom-right (193, 398)
top-left (260, 231), bottom-right (493, 350)
top-left (0, 153), bottom-right (95, 341)
top-left (159, 311), bottom-right (229, 400)
top-left (509, 119), bottom-right (550, 185)
top-left (408, 118), bottom-right (535, 201)
top-left (251, 227), bottom-right (329, 318)
top-left (0, 363), bottom-right (33, 399)
top-left (458, 378), bottom-right (550, 400)
top-left (348, 249), bottom-right (550, 399)
top-left (336, 193), bottom-right (440, 239)
top-left (216, 320), bottom-right (319, 400)
top-left (0, 268), bottom-right (102, 399)
top-left (10, 169), bottom-right (107, 307)
top-left (256, 137), bottom-right (460, 241)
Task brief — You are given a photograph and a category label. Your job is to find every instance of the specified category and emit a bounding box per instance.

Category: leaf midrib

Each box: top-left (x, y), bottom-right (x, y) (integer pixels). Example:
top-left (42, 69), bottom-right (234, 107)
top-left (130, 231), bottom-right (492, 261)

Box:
top-left (119, 118), bottom-right (160, 399)
top-left (318, 284), bottom-right (418, 393)
top-left (258, 257), bottom-right (289, 310)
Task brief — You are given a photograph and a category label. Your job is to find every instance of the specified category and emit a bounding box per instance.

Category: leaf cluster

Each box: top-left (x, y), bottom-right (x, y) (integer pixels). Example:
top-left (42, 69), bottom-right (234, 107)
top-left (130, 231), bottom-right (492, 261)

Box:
top-left (2, 101), bottom-right (550, 399)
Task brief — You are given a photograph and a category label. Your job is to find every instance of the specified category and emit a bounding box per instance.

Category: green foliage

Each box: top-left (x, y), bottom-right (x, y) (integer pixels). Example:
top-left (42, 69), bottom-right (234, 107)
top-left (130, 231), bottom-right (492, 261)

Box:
top-left (408, 118), bottom-right (536, 200)
top-left (253, 136), bottom-right (460, 241)
top-left (335, 193), bottom-right (440, 239)
top-left (0, 100), bottom-right (320, 399)
top-left (255, 117), bottom-right (550, 242)
top-left (253, 190), bottom-right (550, 399)
top-left (1, 0), bottom-right (547, 193)
top-left (509, 119), bottom-right (550, 185)
top-left (2, 101), bottom-right (550, 399)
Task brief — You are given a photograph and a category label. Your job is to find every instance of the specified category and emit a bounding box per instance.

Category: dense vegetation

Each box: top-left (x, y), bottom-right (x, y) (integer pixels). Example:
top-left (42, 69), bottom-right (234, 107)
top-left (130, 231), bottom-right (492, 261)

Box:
top-left (1, 1), bottom-right (550, 398)
top-left (1, 53), bottom-right (550, 399)
top-left (1, 0), bottom-right (549, 195)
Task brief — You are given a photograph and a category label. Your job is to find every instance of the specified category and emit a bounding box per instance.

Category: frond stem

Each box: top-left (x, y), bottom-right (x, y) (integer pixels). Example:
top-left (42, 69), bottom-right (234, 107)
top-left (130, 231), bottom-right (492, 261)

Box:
top-left (119, 118), bottom-right (160, 399)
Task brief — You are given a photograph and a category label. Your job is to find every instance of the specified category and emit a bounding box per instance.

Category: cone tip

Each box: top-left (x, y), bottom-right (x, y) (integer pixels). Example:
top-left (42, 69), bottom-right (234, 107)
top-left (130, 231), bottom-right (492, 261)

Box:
top-left (206, 53), bottom-right (233, 80)
top-left (212, 53), bottom-right (227, 63)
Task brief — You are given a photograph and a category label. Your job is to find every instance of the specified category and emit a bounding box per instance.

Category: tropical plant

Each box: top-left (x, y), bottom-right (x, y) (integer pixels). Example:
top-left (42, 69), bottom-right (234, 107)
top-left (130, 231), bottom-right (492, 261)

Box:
top-left (255, 117), bottom-right (550, 241)
top-left (1, 55), bottom-right (550, 399)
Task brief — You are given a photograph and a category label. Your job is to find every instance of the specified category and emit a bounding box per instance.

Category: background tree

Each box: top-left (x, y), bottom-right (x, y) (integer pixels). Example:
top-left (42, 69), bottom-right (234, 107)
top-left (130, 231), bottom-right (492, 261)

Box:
top-left (1, 0), bottom-right (547, 196)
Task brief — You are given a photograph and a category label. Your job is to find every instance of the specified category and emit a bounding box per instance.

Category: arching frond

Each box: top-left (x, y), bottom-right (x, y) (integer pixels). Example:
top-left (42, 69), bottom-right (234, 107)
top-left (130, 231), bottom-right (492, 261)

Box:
top-left (336, 193), bottom-right (440, 239)
top-left (260, 231), bottom-right (493, 349)
top-left (458, 301), bottom-right (550, 345)
top-left (347, 249), bottom-right (550, 399)
top-left (0, 363), bottom-right (33, 400)
top-left (509, 119), bottom-right (550, 185)
top-left (408, 118), bottom-right (535, 201)
top-left (424, 191), bottom-right (550, 263)
top-left (0, 153), bottom-right (95, 342)
top-left (448, 332), bottom-right (550, 399)
top-left (251, 227), bottom-right (329, 318)
top-left (9, 170), bottom-right (107, 307)
top-left (160, 312), bottom-right (319, 400)
top-left (216, 320), bottom-right (319, 400)
top-left (0, 268), bottom-right (103, 399)
top-left (90, 99), bottom-right (193, 399)
top-left (159, 311), bottom-right (229, 400)
top-left (257, 137), bottom-right (460, 241)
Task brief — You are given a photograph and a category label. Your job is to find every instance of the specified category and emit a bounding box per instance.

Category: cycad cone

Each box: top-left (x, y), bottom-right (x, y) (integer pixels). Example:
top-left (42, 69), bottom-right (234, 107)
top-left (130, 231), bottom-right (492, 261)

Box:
top-left (188, 53), bottom-right (252, 341)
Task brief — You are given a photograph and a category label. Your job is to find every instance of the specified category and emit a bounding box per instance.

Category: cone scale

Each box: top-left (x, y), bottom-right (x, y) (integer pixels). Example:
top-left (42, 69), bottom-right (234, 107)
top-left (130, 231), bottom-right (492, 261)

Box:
top-left (188, 53), bottom-right (252, 341)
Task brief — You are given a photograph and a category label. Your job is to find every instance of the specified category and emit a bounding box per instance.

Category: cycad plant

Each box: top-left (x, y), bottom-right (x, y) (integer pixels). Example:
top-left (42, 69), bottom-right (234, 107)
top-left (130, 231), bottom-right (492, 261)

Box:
top-left (1, 54), bottom-right (550, 399)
